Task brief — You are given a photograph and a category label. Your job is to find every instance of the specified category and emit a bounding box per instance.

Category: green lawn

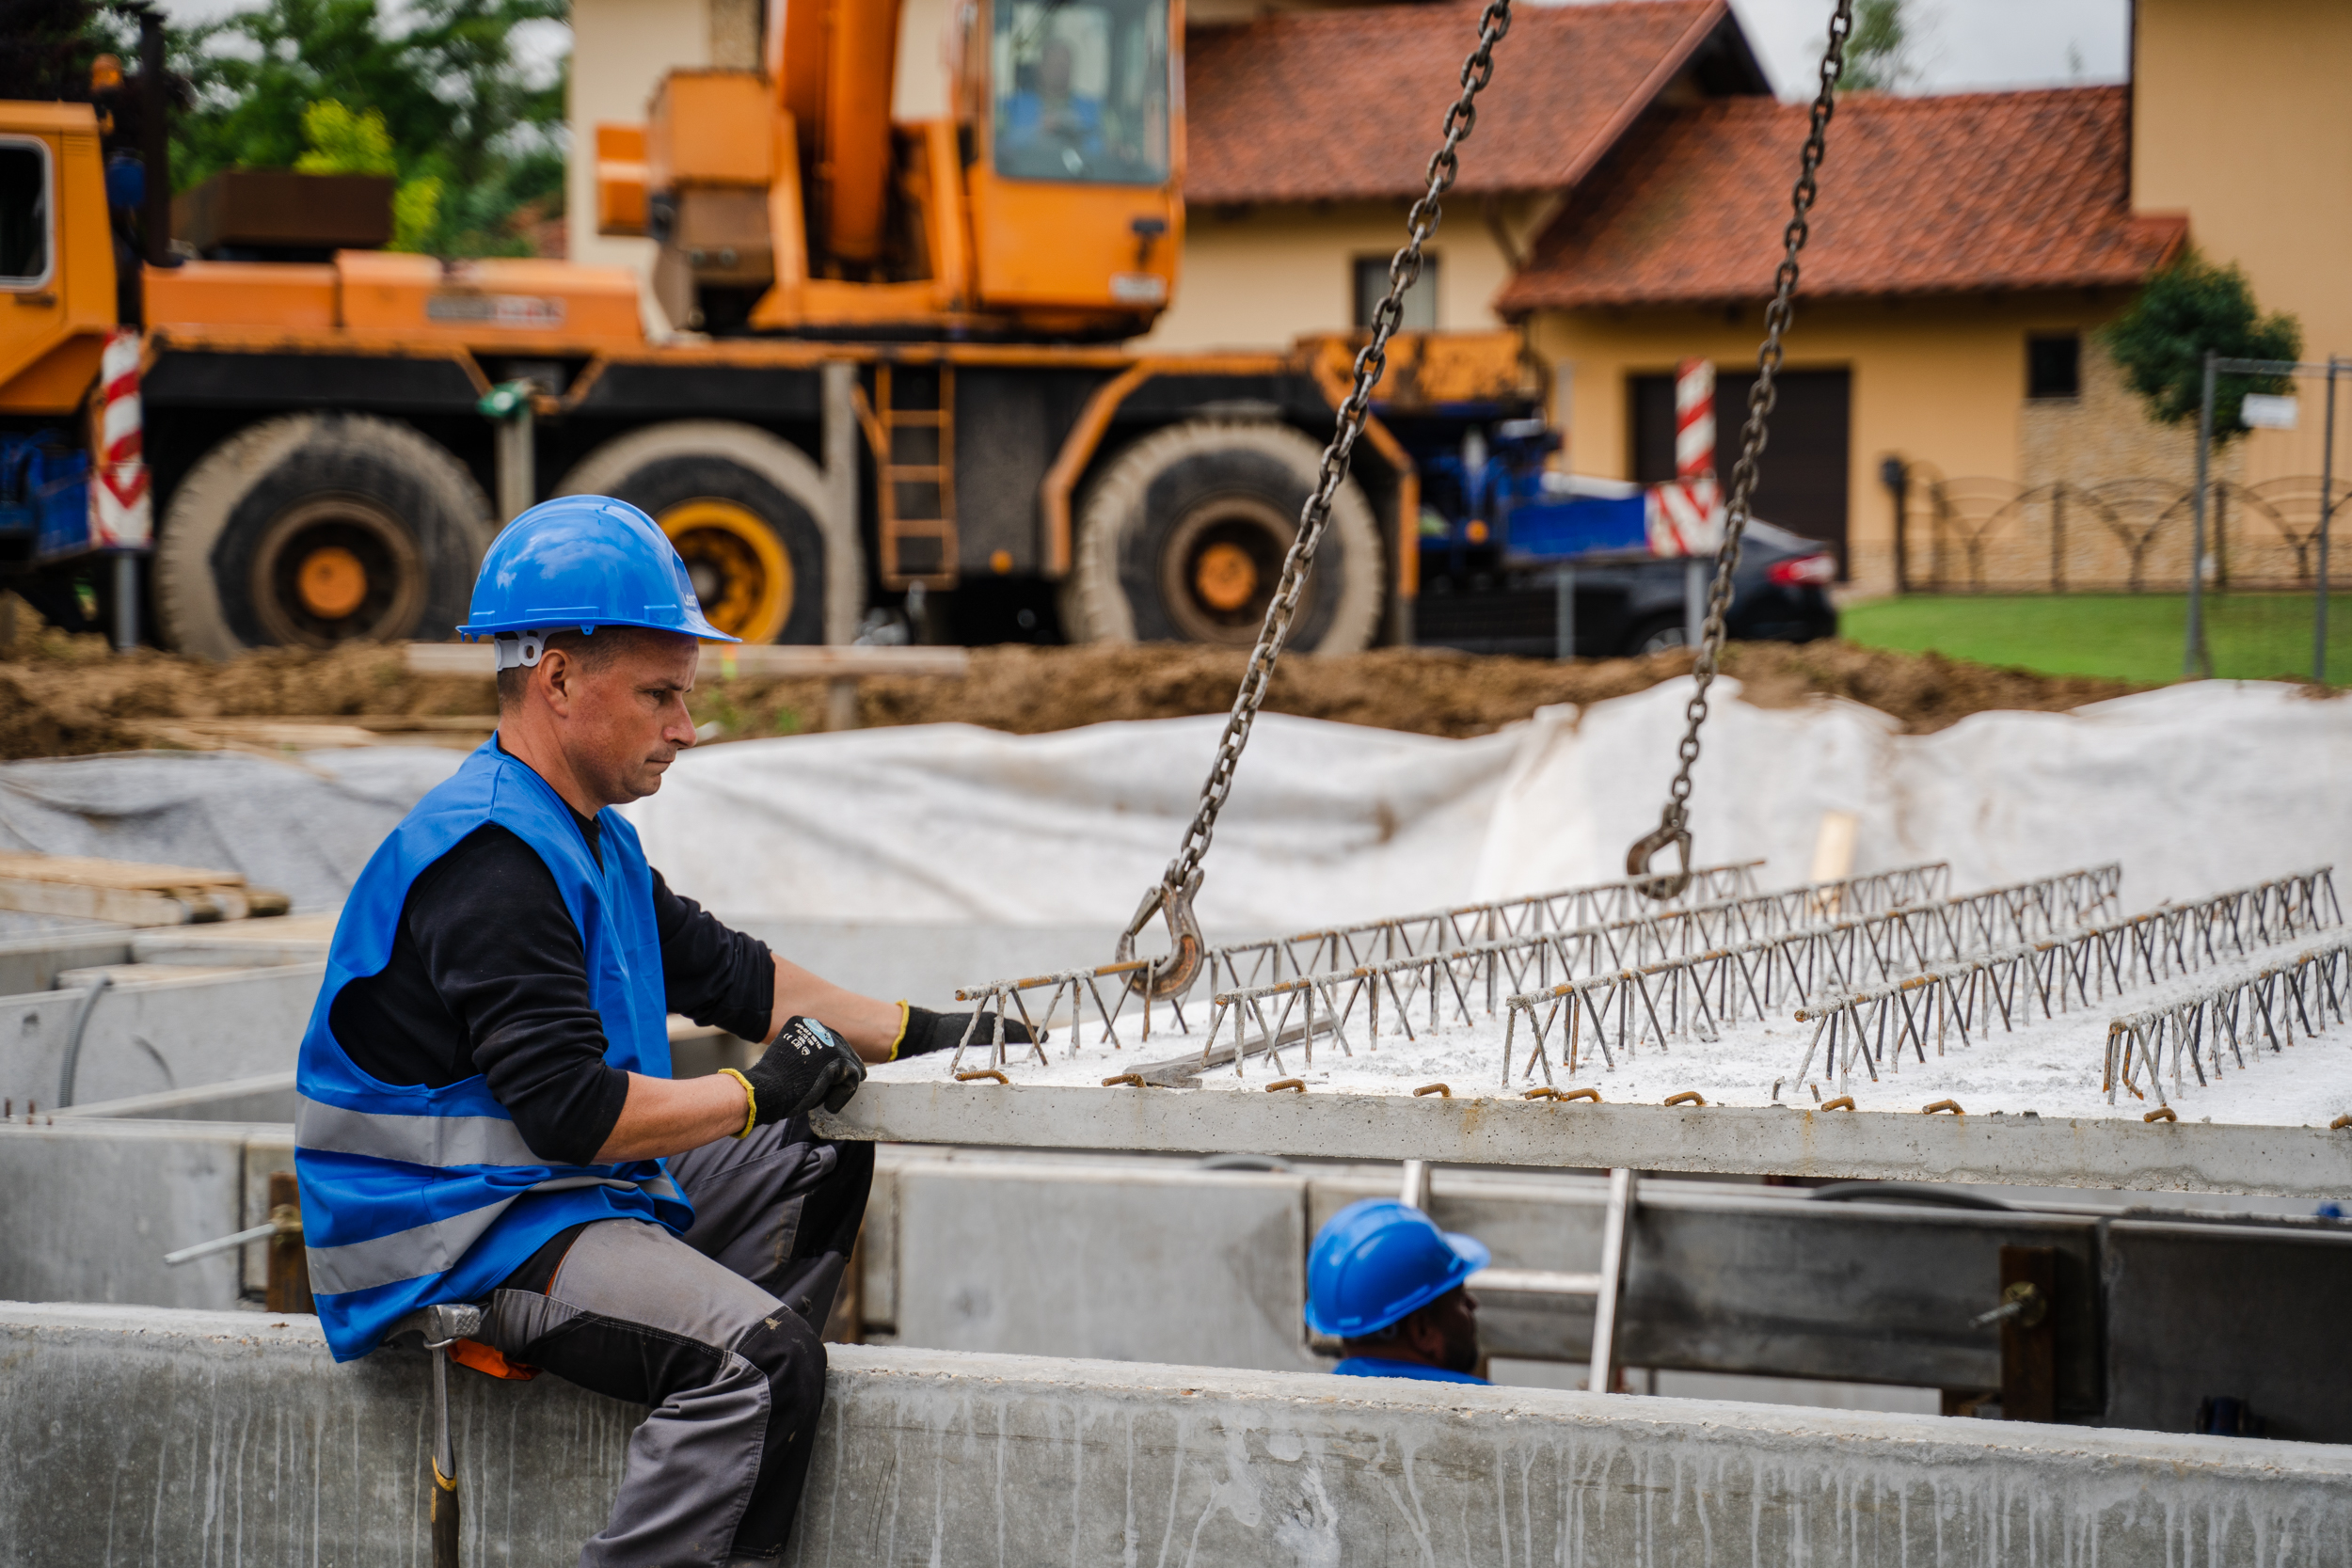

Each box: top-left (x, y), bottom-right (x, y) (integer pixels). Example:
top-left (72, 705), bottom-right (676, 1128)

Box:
top-left (1838, 594), bottom-right (2352, 687)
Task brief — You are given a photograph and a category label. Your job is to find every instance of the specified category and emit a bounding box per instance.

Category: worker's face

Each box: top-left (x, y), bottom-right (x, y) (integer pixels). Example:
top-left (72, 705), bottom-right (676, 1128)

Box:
top-left (540, 631), bottom-right (700, 807)
top-left (1402, 1286), bottom-right (1481, 1375)
top-left (1041, 39), bottom-right (1073, 97)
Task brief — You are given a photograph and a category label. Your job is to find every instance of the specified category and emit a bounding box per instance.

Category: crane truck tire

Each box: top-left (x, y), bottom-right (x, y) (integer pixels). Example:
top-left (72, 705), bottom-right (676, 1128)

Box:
top-left (156, 414), bottom-right (495, 661)
top-left (1061, 420), bottom-right (1383, 654)
top-left (558, 421), bottom-right (834, 645)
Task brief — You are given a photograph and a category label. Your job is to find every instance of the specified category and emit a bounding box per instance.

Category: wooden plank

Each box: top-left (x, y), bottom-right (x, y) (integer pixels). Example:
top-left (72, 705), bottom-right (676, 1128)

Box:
top-left (817, 1081), bottom-right (2352, 1200)
top-left (0, 853), bottom-right (246, 891)
top-left (404, 641), bottom-right (972, 680)
top-left (0, 854), bottom-right (288, 927)
top-left (0, 879), bottom-right (200, 927)
top-left (121, 718), bottom-right (493, 752)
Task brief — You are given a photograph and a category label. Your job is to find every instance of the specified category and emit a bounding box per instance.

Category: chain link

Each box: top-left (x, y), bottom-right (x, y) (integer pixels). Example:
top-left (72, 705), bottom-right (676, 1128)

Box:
top-left (1120, 0), bottom-right (1516, 990)
top-left (1625, 0), bottom-right (1854, 899)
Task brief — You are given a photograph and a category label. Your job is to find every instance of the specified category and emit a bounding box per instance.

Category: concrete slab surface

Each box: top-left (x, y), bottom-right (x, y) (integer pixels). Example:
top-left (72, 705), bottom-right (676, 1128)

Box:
top-left (819, 1079), bottom-right (2352, 1198)
top-left (6, 1304), bottom-right (2350, 1567)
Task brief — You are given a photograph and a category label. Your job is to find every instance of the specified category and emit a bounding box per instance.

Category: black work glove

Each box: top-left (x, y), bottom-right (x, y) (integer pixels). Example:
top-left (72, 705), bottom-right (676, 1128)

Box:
top-left (895, 1005), bottom-right (1034, 1060)
top-left (744, 1016), bottom-right (866, 1121)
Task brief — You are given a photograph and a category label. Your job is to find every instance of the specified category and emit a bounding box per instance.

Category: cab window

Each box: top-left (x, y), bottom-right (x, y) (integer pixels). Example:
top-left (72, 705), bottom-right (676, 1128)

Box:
top-left (0, 142), bottom-right (52, 287)
top-left (992, 0), bottom-right (1169, 185)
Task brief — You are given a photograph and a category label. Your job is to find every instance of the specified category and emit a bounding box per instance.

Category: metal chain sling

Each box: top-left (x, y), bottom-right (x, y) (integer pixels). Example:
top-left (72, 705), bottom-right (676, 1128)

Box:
top-left (1624, 0), bottom-right (1853, 900)
top-left (1118, 0), bottom-right (1517, 998)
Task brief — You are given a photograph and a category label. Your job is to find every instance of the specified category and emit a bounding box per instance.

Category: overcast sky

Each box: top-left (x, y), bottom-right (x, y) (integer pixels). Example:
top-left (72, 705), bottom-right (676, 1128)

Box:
top-left (1727, 0), bottom-right (2130, 95)
top-left (153, 0), bottom-right (2133, 99)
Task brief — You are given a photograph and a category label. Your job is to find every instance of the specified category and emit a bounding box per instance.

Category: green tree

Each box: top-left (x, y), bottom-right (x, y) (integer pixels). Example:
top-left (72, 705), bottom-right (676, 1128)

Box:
top-left (1838, 0), bottom-right (1920, 92)
top-left (2102, 250), bottom-right (2303, 440)
top-left (293, 100), bottom-right (442, 251)
top-left (167, 0), bottom-right (567, 258)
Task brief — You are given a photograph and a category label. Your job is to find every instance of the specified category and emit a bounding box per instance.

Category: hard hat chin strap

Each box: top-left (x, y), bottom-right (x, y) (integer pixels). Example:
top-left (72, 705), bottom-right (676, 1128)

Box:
top-left (492, 631), bottom-right (547, 672)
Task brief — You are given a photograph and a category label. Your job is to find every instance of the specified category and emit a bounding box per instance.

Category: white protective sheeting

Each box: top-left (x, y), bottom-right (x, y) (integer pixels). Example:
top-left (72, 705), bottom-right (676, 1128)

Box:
top-left (0, 748), bottom-right (465, 911)
top-left (630, 678), bottom-right (2352, 940)
top-left (1475, 677), bottom-right (2352, 909)
top-left (625, 715), bottom-right (1518, 935)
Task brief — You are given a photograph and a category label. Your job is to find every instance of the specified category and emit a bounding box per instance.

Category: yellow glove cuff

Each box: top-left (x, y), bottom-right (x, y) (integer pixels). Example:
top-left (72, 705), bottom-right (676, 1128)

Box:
top-left (888, 1001), bottom-right (913, 1062)
top-left (717, 1068), bottom-right (756, 1139)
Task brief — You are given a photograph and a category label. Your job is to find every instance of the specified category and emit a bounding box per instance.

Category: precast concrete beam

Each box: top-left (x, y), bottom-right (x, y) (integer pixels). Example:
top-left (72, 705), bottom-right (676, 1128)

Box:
top-left (6, 1304), bottom-right (2350, 1568)
top-left (820, 1081), bottom-right (2352, 1198)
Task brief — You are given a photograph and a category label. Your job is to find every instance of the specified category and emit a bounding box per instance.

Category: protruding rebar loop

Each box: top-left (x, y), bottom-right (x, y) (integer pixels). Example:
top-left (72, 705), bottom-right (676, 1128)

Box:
top-left (1123, 1), bottom-right (1516, 985)
top-left (1629, 0), bottom-right (1855, 899)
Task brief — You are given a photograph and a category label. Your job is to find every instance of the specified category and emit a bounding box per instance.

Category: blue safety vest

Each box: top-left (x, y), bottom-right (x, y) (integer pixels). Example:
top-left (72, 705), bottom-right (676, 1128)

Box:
top-left (294, 739), bottom-right (692, 1362)
top-left (1331, 1357), bottom-right (1490, 1386)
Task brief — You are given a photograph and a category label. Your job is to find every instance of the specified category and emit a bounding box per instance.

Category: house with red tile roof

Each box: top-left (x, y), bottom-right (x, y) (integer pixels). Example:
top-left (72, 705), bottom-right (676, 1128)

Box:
top-left (1493, 82), bottom-right (2193, 588)
top-left (1170, 0), bottom-right (2347, 597)
top-left (1143, 0), bottom-right (1771, 350)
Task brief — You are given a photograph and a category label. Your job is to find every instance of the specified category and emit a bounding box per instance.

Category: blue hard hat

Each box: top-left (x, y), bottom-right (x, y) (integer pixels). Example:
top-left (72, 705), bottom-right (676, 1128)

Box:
top-left (458, 495), bottom-right (738, 642)
top-left (1305, 1198), bottom-right (1489, 1338)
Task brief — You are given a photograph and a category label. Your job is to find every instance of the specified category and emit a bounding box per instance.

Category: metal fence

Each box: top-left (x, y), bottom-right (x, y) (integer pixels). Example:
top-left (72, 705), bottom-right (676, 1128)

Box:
top-left (1891, 470), bottom-right (2350, 595)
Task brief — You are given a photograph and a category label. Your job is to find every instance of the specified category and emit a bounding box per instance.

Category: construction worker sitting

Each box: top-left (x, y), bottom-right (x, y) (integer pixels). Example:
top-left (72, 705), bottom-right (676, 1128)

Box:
top-left (1306, 1197), bottom-right (1490, 1386)
top-left (294, 495), bottom-right (1025, 1567)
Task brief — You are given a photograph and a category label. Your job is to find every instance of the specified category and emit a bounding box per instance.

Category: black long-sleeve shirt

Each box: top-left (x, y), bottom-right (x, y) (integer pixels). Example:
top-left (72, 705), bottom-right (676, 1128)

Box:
top-left (329, 802), bottom-right (773, 1166)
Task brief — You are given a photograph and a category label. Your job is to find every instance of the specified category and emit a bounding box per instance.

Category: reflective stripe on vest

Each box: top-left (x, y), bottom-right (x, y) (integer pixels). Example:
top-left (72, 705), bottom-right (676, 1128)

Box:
top-left (294, 739), bottom-right (691, 1362)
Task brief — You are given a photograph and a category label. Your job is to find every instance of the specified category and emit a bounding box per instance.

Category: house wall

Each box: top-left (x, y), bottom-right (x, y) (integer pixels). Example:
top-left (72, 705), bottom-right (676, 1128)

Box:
top-left (1530, 292), bottom-right (2185, 595)
top-left (1142, 197), bottom-right (1549, 351)
top-left (2133, 0), bottom-right (2352, 366)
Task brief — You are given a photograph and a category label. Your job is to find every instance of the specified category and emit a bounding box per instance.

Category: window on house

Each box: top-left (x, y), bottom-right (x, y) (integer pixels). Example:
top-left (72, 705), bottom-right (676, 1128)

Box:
top-left (1354, 254), bottom-right (1437, 332)
top-left (2027, 334), bottom-right (2081, 400)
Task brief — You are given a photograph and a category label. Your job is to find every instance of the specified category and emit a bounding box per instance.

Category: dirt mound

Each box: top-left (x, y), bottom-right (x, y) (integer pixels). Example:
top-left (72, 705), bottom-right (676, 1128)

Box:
top-left (0, 594), bottom-right (2150, 762)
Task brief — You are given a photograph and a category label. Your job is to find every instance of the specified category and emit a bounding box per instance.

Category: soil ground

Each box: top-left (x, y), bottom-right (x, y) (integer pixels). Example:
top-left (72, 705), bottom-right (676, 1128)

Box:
top-left (0, 594), bottom-right (2169, 764)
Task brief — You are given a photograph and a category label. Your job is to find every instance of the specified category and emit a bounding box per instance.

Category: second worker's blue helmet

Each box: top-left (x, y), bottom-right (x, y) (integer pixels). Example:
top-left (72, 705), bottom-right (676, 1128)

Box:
top-left (458, 495), bottom-right (737, 649)
top-left (1305, 1198), bottom-right (1489, 1338)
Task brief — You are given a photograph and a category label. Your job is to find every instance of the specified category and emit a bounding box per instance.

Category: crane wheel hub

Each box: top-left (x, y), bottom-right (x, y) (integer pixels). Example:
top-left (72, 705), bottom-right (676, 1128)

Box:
top-left (1161, 499), bottom-right (1292, 643)
top-left (295, 546), bottom-right (370, 620)
top-left (1191, 541), bottom-right (1260, 612)
top-left (250, 496), bottom-right (425, 648)
top-left (659, 499), bottom-right (792, 643)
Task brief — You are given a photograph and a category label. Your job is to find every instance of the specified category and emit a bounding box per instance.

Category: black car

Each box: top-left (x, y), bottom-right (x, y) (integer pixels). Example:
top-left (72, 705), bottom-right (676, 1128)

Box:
top-left (1414, 518), bottom-right (1839, 658)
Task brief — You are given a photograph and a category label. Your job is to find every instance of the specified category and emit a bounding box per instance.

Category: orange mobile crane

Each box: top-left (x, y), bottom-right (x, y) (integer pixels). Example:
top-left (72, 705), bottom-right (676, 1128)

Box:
top-left (0, 0), bottom-right (1535, 657)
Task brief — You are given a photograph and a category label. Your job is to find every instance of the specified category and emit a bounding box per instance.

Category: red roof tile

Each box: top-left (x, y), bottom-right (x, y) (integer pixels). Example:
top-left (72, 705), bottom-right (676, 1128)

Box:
top-left (1184, 0), bottom-right (1761, 206)
top-left (1497, 86), bottom-right (2186, 311)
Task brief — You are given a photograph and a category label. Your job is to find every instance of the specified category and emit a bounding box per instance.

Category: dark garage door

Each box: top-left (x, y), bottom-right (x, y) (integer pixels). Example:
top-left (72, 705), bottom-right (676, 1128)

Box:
top-left (1630, 368), bottom-right (1851, 568)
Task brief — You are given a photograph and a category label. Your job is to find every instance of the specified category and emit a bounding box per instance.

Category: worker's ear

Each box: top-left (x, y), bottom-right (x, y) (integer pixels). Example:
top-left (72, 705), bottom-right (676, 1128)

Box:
top-left (536, 645), bottom-right (579, 717)
top-left (1398, 1302), bottom-right (1444, 1360)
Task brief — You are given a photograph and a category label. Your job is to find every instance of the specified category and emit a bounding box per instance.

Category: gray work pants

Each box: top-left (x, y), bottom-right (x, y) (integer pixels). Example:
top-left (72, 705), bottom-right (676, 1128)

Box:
top-left (478, 1117), bottom-right (872, 1566)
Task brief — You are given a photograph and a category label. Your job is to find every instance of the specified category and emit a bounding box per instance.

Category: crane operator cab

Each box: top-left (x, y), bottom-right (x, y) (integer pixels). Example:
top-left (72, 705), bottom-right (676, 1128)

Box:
top-left (600, 0), bottom-right (1182, 341)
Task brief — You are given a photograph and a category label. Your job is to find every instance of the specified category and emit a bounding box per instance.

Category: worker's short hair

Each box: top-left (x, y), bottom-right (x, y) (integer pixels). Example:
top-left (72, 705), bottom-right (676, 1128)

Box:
top-left (494, 626), bottom-right (674, 709)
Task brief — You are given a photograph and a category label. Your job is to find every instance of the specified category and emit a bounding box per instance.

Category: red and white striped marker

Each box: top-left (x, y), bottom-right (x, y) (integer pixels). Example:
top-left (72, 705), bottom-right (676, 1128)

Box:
top-left (1646, 357), bottom-right (1725, 555)
top-left (1674, 356), bottom-right (1714, 482)
top-left (91, 328), bottom-right (151, 550)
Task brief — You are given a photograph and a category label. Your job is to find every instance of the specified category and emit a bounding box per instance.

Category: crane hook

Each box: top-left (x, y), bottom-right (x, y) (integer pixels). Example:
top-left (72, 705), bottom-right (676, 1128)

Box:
top-left (1117, 868), bottom-right (1205, 1001)
top-left (1625, 810), bottom-right (1692, 902)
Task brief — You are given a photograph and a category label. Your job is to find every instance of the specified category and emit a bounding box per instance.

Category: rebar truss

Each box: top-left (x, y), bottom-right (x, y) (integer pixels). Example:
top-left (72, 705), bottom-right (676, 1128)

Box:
top-left (1199, 861), bottom-right (1783, 1000)
top-left (2104, 940), bottom-right (2352, 1108)
top-left (1211, 864), bottom-right (2122, 1085)
top-left (944, 863), bottom-right (1924, 1072)
top-left (1780, 868), bottom-right (2342, 1096)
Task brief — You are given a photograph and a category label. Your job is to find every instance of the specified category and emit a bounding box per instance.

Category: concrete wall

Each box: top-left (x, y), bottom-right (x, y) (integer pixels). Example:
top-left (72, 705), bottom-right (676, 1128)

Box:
top-left (0, 1119), bottom-right (288, 1307)
top-left (8, 1305), bottom-right (2350, 1567)
top-left (0, 962), bottom-right (321, 1110)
